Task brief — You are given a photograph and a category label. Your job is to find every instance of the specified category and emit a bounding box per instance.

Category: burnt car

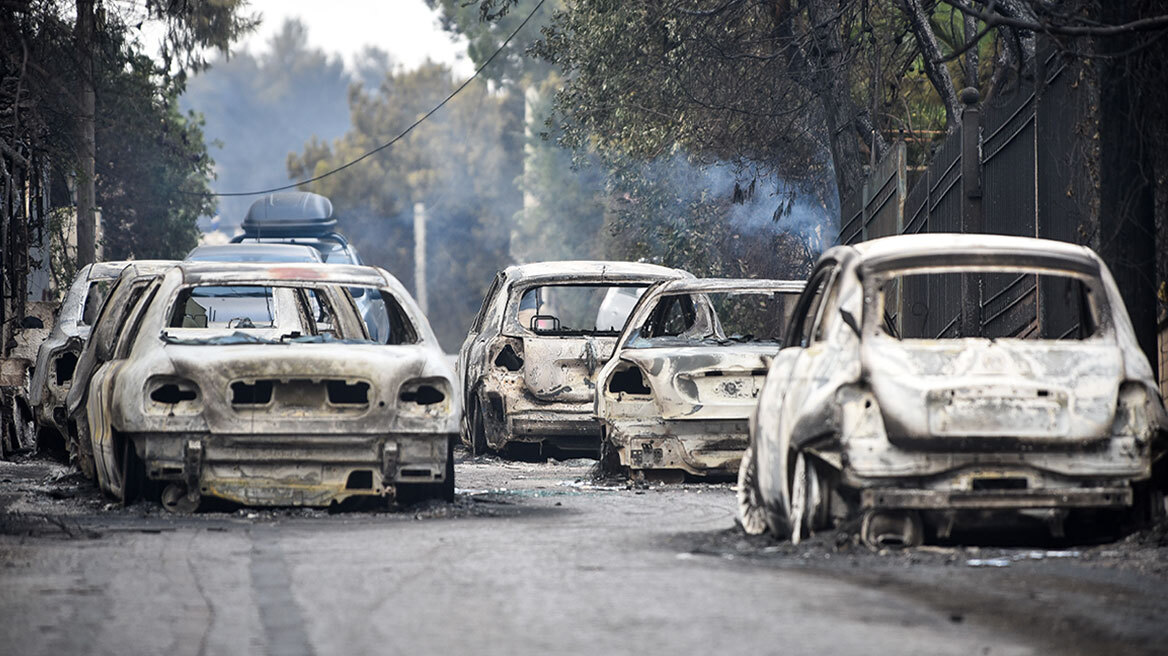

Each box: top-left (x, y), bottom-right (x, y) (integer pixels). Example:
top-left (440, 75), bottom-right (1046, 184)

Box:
top-left (31, 261), bottom-right (177, 465)
top-left (458, 261), bottom-right (691, 455)
top-left (737, 234), bottom-right (1168, 546)
top-left (596, 279), bottom-right (804, 479)
top-left (68, 262), bottom-right (456, 510)
top-left (184, 243), bottom-right (324, 263)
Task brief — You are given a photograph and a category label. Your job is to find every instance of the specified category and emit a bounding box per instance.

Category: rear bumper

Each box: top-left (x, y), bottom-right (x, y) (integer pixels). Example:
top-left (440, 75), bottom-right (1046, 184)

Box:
top-left (508, 413), bottom-right (601, 451)
top-left (605, 419), bottom-right (748, 476)
top-left (862, 486), bottom-right (1133, 510)
top-left (130, 431), bottom-right (452, 506)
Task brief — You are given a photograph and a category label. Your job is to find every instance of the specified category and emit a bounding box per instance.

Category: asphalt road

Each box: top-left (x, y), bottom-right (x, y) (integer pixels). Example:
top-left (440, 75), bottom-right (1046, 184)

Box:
top-left (0, 451), bottom-right (1165, 656)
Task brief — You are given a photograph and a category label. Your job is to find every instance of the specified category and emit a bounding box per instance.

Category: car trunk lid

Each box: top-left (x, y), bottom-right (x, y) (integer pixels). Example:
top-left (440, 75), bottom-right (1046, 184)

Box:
top-left (864, 338), bottom-right (1121, 444)
top-left (521, 336), bottom-right (616, 403)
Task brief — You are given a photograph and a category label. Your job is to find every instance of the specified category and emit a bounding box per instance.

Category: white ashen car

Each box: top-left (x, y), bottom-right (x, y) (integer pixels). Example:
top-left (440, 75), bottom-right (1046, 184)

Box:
top-left (739, 234), bottom-right (1167, 546)
top-left (70, 262), bottom-right (458, 510)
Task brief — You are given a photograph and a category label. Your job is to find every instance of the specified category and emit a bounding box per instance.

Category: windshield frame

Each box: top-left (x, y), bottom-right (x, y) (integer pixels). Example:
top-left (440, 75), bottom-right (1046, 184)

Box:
top-left (616, 279), bottom-right (807, 350)
top-left (503, 280), bottom-right (656, 338)
top-left (864, 263), bottom-right (1114, 343)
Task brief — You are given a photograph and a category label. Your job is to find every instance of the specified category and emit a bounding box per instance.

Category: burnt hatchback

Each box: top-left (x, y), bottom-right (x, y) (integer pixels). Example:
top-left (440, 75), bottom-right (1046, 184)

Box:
top-left (738, 234), bottom-right (1167, 546)
top-left (458, 261), bottom-right (691, 456)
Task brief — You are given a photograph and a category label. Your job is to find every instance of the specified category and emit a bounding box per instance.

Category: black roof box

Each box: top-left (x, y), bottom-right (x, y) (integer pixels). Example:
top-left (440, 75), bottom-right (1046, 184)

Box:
top-left (241, 192), bottom-right (336, 237)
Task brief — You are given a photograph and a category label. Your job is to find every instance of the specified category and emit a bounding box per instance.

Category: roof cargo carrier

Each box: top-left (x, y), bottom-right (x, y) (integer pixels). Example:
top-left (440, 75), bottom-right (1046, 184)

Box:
top-left (241, 191), bottom-right (337, 237)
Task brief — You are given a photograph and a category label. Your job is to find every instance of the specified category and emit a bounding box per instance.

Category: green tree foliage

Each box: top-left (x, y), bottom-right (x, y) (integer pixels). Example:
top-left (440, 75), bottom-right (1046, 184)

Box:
top-left (427, 0), bottom-right (557, 86)
top-left (437, 0), bottom-right (828, 279)
top-left (96, 47), bottom-right (215, 260)
top-left (0, 0), bottom-right (253, 265)
top-left (180, 19), bottom-right (354, 225)
top-left (288, 63), bottom-right (519, 350)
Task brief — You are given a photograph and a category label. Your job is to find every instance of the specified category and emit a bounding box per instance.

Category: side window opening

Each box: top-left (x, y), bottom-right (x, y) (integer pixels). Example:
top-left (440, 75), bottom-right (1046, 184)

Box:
top-left (381, 291), bottom-right (418, 345)
top-left (345, 287), bottom-right (419, 345)
top-left (786, 265), bottom-right (833, 348)
top-left (810, 267), bottom-right (842, 343)
top-left (646, 294), bottom-right (697, 338)
top-left (80, 280), bottom-right (113, 326)
top-left (471, 273), bottom-right (503, 334)
top-left (296, 288), bottom-right (340, 337)
top-left (114, 283), bottom-right (160, 359)
top-left (97, 281), bottom-right (150, 363)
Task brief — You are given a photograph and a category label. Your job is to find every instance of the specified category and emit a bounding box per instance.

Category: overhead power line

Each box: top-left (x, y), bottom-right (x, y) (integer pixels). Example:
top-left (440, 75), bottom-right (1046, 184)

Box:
top-left (192, 0), bottom-right (546, 198)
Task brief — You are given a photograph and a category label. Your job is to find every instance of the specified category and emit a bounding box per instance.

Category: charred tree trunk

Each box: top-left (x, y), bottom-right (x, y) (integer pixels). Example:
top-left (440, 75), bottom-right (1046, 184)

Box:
top-left (899, 0), bottom-right (961, 131)
top-left (778, 0), bottom-right (884, 202)
top-left (75, 0), bottom-right (96, 267)
top-left (963, 12), bottom-right (979, 89)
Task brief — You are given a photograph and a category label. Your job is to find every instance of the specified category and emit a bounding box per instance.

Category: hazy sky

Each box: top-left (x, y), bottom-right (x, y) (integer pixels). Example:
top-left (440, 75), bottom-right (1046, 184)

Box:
top-left (235, 0), bottom-right (473, 75)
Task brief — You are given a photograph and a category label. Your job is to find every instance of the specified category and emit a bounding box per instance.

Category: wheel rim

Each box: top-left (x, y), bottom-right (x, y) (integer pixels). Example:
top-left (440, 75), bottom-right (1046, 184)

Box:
top-left (736, 447), bottom-right (769, 536)
top-left (790, 451), bottom-right (808, 544)
top-left (472, 402), bottom-right (487, 456)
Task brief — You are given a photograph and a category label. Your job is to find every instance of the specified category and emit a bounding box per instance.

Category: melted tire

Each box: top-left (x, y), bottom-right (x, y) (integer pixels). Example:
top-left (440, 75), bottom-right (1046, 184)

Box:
top-left (470, 400), bottom-right (489, 456)
top-left (396, 438), bottom-right (456, 505)
top-left (736, 446), bottom-right (771, 536)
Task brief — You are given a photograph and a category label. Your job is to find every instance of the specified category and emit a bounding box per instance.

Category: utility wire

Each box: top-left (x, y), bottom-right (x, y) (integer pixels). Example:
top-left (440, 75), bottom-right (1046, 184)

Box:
top-left (190, 0), bottom-right (546, 198)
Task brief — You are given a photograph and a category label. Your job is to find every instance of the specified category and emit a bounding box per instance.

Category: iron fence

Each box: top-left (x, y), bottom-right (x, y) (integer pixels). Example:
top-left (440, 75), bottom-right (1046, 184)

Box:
top-left (841, 56), bottom-right (1089, 343)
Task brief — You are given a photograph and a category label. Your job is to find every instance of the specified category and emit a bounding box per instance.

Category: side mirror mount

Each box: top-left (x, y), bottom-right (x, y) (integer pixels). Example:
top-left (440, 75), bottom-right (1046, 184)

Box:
top-left (840, 307), bottom-right (861, 338)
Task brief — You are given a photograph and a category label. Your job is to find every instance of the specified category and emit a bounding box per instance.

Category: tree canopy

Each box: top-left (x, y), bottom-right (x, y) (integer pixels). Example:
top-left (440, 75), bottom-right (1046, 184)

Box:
top-left (288, 62), bottom-right (520, 350)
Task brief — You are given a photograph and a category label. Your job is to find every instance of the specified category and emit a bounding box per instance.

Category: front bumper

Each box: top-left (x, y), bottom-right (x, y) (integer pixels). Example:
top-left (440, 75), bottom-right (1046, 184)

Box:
top-left (606, 419), bottom-right (748, 476)
top-left (130, 431), bottom-right (453, 506)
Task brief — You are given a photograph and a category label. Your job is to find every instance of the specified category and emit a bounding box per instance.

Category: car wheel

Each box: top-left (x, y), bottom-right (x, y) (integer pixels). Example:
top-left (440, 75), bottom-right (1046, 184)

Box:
top-left (470, 400), bottom-right (489, 456)
top-left (71, 419), bottom-right (96, 481)
top-left (161, 483), bottom-right (201, 513)
top-left (395, 437), bottom-right (456, 505)
top-left (597, 433), bottom-right (625, 477)
top-left (98, 431), bottom-right (142, 504)
top-left (736, 445), bottom-right (773, 536)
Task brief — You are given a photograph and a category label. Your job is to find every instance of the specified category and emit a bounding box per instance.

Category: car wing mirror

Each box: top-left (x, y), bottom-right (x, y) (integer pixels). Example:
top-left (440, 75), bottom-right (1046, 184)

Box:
top-left (840, 307), bottom-right (861, 337)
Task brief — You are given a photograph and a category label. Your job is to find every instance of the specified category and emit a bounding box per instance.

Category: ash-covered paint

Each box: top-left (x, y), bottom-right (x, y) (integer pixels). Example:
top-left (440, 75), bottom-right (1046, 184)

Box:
top-left (70, 262), bottom-right (458, 508)
top-left (740, 234), bottom-right (1168, 546)
top-left (596, 278), bottom-right (806, 477)
top-left (457, 261), bottom-right (692, 454)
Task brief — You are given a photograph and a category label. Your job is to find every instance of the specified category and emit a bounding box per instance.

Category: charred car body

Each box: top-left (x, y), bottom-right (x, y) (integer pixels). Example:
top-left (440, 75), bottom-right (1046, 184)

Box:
top-left (68, 262), bottom-right (456, 510)
top-left (597, 279), bottom-right (804, 478)
top-left (458, 261), bottom-right (691, 455)
top-left (29, 261), bottom-right (142, 450)
top-left (36, 261), bottom-right (177, 468)
top-left (738, 234), bottom-right (1168, 546)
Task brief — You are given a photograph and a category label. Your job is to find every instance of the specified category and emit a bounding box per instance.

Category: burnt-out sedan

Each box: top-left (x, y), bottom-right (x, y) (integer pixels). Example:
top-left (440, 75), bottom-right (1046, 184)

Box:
top-left (458, 261), bottom-right (691, 456)
top-left (29, 261), bottom-right (175, 454)
top-left (69, 262), bottom-right (457, 510)
top-left (738, 234), bottom-right (1167, 546)
top-left (596, 279), bottom-right (804, 479)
